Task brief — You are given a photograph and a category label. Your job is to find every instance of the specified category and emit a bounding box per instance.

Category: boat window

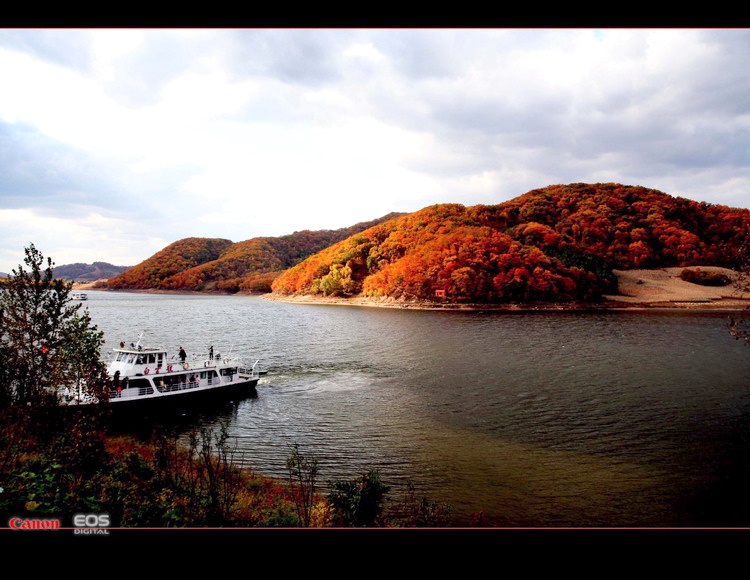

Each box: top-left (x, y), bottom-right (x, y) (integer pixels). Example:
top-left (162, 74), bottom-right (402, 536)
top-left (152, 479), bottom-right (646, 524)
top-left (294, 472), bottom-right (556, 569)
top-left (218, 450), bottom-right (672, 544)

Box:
top-left (127, 354), bottom-right (136, 364)
top-left (147, 354), bottom-right (156, 364)
top-left (118, 377), bottom-right (148, 391)
top-left (128, 378), bottom-right (153, 396)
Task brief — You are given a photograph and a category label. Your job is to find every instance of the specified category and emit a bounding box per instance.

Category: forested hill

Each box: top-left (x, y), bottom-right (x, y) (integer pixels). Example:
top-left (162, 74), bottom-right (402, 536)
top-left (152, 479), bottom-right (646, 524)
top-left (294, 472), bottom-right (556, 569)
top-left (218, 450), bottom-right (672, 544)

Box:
top-left (271, 183), bottom-right (750, 304)
top-left (106, 213), bottom-right (404, 292)
top-left (53, 261), bottom-right (130, 282)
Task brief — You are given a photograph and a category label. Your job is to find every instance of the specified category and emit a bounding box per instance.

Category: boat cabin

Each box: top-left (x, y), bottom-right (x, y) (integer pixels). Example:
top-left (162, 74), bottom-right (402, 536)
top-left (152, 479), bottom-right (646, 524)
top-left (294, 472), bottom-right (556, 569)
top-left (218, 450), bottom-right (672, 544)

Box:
top-left (110, 346), bottom-right (169, 377)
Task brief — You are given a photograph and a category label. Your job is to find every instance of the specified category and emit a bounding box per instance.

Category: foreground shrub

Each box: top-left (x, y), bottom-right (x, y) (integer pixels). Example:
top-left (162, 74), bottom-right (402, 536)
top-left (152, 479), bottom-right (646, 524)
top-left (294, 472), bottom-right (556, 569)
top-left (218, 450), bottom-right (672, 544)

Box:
top-left (0, 418), bottom-right (302, 527)
top-left (386, 480), bottom-right (453, 527)
top-left (327, 469), bottom-right (391, 527)
top-left (1, 416), bottom-right (455, 528)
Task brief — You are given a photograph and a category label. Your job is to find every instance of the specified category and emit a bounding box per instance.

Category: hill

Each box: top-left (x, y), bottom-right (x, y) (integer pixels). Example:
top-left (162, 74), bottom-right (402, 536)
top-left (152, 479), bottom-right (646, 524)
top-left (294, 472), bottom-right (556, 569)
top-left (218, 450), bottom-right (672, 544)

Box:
top-left (271, 183), bottom-right (750, 304)
top-left (106, 237), bottom-right (234, 290)
top-left (106, 214), bottom-right (404, 292)
top-left (53, 261), bottom-right (130, 282)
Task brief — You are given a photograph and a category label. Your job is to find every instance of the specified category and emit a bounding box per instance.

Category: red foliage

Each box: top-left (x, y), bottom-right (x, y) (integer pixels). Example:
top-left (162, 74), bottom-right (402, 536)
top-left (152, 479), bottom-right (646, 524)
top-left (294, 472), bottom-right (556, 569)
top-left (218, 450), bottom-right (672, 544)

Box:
top-left (106, 214), bottom-right (402, 292)
top-left (106, 183), bottom-right (750, 304)
top-left (107, 238), bottom-right (233, 290)
top-left (104, 435), bottom-right (156, 462)
top-left (273, 183), bottom-right (750, 303)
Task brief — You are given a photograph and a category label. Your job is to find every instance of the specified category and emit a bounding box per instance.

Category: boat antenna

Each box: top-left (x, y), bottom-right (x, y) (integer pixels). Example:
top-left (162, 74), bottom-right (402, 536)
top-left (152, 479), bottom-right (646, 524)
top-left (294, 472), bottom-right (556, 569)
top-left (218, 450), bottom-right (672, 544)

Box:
top-left (135, 332), bottom-right (144, 350)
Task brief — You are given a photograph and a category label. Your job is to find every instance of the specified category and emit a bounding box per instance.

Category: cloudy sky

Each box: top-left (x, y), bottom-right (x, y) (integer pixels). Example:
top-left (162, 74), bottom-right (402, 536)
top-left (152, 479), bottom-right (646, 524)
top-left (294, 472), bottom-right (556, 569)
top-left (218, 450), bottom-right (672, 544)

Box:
top-left (0, 28), bottom-right (749, 273)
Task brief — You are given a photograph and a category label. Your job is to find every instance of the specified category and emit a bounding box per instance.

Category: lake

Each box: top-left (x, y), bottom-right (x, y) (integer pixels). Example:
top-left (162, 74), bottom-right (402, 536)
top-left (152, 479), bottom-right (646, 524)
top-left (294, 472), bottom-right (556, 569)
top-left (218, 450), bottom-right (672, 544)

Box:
top-left (81, 290), bottom-right (750, 527)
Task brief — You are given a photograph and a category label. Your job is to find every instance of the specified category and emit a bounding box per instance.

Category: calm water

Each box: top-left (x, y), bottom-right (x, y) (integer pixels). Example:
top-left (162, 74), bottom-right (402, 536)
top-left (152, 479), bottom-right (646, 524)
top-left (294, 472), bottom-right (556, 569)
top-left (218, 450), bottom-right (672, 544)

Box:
top-left (82, 290), bottom-right (750, 527)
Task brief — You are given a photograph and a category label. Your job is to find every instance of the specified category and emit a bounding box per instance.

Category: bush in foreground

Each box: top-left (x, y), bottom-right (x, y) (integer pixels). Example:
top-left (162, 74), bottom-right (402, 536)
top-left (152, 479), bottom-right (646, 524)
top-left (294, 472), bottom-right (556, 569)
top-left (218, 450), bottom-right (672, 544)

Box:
top-left (0, 419), bottom-right (453, 528)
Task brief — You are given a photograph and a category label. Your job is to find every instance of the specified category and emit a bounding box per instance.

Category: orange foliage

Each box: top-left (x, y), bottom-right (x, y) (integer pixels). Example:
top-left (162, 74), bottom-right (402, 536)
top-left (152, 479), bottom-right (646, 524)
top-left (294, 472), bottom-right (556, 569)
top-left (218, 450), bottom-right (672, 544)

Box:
top-left (106, 214), bottom-right (403, 292)
top-left (273, 183), bottom-right (750, 304)
top-left (107, 238), bottom-right (233, 289)
top-left (107, 184), bottom-right (750, 304)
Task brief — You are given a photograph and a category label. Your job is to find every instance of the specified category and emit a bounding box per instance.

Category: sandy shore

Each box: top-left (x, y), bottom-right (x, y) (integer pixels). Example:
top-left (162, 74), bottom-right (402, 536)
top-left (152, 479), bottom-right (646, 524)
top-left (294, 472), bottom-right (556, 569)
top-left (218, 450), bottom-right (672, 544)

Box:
top-left (604, 267), bottom-right (750, 308)
top-left (264, 267), bottom-right (750, 311)
top-left (72, 280), bottom-right (108, 290)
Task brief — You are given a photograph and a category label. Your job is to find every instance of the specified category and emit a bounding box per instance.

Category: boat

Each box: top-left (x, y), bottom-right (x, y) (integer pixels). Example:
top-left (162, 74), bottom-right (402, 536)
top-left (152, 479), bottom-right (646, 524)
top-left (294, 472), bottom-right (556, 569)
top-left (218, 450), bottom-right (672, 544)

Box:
top-left (72, 292), bottom-right (88, 300)
top-left (61, 334), bottom-right (264, 411)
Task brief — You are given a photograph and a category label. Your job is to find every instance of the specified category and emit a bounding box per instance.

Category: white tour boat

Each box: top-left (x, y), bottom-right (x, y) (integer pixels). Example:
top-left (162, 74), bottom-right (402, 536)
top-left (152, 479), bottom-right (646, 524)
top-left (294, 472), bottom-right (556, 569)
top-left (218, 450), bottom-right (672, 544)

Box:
top-left (62, 334), bottom-right (264, 411)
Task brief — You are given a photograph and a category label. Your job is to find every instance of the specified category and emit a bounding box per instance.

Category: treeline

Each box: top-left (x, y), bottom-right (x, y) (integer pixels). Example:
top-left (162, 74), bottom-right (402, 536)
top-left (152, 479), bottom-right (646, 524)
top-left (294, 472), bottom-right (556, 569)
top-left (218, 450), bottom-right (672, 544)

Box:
top-left (106, 214), bottom-right (403, 293)
top-left (272, 183), bottom-right (750, 303)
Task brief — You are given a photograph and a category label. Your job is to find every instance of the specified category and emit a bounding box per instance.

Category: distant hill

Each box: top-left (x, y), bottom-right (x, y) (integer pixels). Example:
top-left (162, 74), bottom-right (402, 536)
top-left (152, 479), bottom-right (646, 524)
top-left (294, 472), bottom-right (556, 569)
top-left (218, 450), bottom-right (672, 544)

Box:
top-left (271, 183), bottom-right (750, 304)
top-left (106, 237), bottom-right (235, 290)
top-left (53, 261), bottom-right (130, 282)
top-left (106, 213), bottom-right (404, 292)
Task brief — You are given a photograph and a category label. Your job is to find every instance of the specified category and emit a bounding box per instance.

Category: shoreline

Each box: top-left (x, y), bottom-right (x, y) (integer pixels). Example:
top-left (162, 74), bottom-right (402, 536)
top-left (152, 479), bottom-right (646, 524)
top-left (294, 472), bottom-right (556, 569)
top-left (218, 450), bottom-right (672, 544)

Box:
top-left (261, 292), bottom-right (750, 312)
top-left (263, 267), bottom-right (750, 312)
top-left (77, 266), bottom-right (750, 312)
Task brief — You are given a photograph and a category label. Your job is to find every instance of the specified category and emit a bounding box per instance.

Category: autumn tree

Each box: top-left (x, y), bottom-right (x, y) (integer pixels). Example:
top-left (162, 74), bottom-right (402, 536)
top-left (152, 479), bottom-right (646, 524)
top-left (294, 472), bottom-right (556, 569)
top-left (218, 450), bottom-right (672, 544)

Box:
top-left (0, 244), bottom-right (111, 410)
top-left (266, 184), bottom-right (750, 303)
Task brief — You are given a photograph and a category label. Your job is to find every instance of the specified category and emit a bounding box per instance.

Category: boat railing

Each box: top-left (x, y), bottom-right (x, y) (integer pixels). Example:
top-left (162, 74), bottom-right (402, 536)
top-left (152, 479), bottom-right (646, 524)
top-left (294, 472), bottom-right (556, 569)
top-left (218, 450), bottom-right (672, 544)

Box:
top-left (110, 378), bottom-right (205, 399)
top-left (112, 384), bottom-right (154, 398)
top-left (156, 379), bottom-right (203, 393)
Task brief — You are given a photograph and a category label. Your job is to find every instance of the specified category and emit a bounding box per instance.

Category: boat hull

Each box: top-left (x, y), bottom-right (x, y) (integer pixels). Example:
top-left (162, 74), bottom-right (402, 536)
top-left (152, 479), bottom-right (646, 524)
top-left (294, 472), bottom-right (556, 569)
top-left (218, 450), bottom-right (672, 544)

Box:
top-left (112, 375), bottom-right (259, 415)
top-left (63, 377), bottom-right (259, 419)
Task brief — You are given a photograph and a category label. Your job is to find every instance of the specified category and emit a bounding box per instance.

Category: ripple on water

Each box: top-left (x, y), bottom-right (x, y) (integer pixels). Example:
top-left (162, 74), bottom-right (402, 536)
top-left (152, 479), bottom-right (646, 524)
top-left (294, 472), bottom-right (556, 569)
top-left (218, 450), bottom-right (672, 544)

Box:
top-left (85, 293), bottom-right (750, 526)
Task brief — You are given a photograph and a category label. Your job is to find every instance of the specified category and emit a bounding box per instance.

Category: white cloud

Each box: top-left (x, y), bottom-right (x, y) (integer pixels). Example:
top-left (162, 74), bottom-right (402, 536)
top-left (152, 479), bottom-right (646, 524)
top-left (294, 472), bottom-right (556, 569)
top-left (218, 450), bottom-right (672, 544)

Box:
top-left (1, 28), bottom-right (749, 272)
top-left (90, 29), bottom-right (147, 82)
top-left (0, 207), bottom-right (168, 269)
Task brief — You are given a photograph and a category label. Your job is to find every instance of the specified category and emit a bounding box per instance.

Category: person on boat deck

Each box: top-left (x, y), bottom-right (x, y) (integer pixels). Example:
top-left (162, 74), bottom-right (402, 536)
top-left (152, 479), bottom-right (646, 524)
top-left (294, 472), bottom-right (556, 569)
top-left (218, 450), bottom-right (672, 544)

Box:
top-left (209, 345), bottom-right (214, 360)
top-left (179, 347), bottom-right (187, 363)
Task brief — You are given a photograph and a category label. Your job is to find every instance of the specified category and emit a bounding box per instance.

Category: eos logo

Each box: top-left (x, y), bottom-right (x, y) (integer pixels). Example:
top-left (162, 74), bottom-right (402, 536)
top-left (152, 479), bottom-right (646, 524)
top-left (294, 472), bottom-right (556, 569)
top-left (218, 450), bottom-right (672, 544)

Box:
top-left (73, 513), bottom-right (111, 535)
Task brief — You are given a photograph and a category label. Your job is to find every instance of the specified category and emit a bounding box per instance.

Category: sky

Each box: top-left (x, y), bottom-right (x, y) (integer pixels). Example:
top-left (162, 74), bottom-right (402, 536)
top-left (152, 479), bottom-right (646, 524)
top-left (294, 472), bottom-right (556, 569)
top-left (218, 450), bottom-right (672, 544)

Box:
top-left (0, 28), bottom-right (749, 273)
